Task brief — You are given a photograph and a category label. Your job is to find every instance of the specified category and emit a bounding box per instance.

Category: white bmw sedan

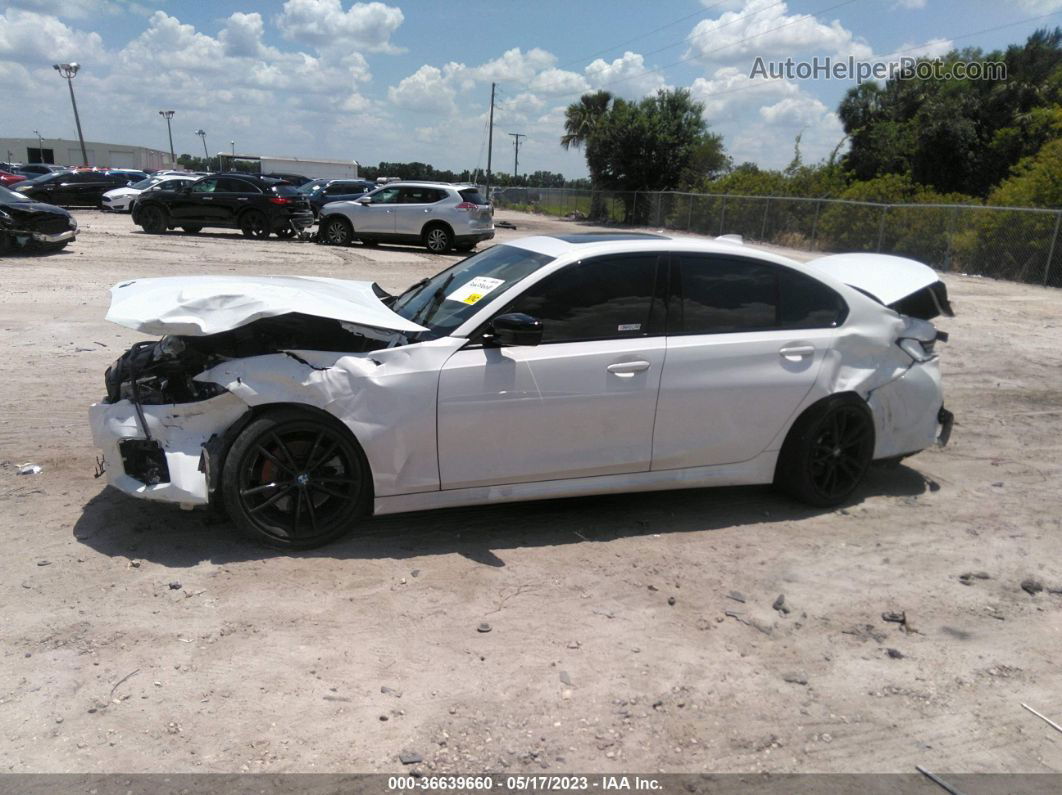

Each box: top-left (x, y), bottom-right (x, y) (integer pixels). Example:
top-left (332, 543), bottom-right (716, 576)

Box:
top-left (90, 233), bottom-right (953, 548)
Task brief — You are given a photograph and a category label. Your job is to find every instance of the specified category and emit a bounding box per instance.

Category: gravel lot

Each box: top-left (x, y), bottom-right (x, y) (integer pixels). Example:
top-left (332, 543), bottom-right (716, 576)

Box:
top-left (1, 209), bottom-right (1061, 775)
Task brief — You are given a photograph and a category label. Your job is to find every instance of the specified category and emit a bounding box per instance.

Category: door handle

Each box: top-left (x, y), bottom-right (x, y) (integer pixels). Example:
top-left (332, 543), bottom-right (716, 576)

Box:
top-left (202, 196), bottom-right (213, 200)
top-left (779, 345), bottom-right (815, 359)
top-left (607, 360), bottom-right (651, 376)
top-left (237, 197), bottom-right (248, 201)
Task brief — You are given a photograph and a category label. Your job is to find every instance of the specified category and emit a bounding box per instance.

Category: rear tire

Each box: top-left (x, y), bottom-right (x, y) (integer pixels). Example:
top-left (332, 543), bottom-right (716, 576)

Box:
top-left (181, 226), bottom-right (202, 234)
top-left (321, 216), bottom-right (353, 246)
top-left (221, 408), bottom-right (371, 549)
top-left (423, 224), bottom-right (453, 253)
top-left (774, 395), bottom-right (875, 508)
top-left (240, 210), bottom-right (270, 239)
top-left (138, 205), bottom-right (167, 234)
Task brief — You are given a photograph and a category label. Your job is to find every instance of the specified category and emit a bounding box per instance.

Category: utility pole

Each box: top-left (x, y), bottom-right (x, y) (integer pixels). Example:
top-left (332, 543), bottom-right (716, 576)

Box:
top-left (508, 132), bottom-right (526, 179)
top-left (158, 111), bottom-right (175, 167)
top-left (33, 129), bottom-right (44, 162)
top-left (485, 82), bottom-right (496, 200)
top-left (53, 63), bottom-right (88, 166)
top-left (194, 129), bottom-right (209, 170)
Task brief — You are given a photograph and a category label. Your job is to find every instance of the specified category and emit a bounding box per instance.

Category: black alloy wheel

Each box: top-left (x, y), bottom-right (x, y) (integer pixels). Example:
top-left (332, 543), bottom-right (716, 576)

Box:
top-left (240, 210), bottom-right (270, 239)
top-left (775, 397), bottom-right (875, 507)
top-left (139, 205), bottom-right (167, 234)
top-left (222, 409), bottom-right (369, 549)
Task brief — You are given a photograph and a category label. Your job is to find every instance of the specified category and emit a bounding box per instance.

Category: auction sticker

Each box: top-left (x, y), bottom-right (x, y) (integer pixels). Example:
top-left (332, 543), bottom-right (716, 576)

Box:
top-left (447, 276), bottom-right (504, 305)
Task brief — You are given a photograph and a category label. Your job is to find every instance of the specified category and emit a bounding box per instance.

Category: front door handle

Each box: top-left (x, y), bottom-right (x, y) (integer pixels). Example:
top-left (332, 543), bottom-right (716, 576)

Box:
top-left (779, 344), bottom-right (815, 360)
top-left (202, 196), bottom-right (213, 200)
top-left (607, 360), bottom-right (651, 377)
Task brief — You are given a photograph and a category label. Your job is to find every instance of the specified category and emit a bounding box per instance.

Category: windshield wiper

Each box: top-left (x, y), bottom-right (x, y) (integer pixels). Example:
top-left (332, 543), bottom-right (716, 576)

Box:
top-left (411, 273), bottom-right (456, 327)
top-left (387, 276), bottom-right (431, 309)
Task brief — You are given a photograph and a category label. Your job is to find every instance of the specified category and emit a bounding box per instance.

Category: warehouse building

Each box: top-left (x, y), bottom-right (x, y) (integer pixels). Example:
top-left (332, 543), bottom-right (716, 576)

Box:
top-left (0, 137), bottom-right (171, 170)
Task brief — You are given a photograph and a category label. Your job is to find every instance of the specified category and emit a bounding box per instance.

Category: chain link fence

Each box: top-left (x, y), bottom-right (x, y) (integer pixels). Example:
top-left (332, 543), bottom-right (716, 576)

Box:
top-left (488, 187), bottom-right (1062, 288)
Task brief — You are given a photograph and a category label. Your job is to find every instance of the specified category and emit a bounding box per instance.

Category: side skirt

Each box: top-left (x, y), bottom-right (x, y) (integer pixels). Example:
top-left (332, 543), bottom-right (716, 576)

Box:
top-left (372, 451), bottom-right (779, 516)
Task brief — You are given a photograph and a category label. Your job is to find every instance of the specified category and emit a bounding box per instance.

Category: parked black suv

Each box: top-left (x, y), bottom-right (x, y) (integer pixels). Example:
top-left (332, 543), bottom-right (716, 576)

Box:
top-left (13, 170), bottom-right (142, 207)
top-left (132, 173), bottom-right (314, 238)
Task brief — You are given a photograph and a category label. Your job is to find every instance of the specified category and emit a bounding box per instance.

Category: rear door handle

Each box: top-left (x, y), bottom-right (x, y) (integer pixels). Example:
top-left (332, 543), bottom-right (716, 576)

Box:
top-left (202, 196), bottom-right (213, 200)
top-left (607, 360), bottom-right (651, 376)
top-left (779, 345), bottom-right (815, 359)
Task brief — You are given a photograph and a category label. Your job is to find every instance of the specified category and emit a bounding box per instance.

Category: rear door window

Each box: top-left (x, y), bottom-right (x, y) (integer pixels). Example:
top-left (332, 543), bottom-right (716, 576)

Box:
top-left (673, 254), bottom-right (846, 334)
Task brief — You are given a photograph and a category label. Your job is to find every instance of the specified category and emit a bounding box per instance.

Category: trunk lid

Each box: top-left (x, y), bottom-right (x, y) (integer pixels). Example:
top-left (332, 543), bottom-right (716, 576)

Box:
top-left (807, 253), bottom-right (954, 320)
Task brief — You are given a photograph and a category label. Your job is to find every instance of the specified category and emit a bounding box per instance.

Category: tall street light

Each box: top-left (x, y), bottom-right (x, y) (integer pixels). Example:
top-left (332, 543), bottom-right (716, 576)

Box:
top-left (53, 62), bottom-right (88, 166)
top-left (194, 129), bottom-right (209, 170)
top-left (33, 129), bottom-right (44, 163)
top-left (158, 111), bottom-right (175, 167)
top-left (230, 141), bottom-right (235, 170)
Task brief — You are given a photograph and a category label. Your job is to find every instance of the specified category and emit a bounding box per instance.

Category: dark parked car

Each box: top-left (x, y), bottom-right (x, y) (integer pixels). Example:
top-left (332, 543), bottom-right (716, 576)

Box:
top-left (12, 170), bottom-right (139, 207)
top-left (0, 184), bottom-right (77, 254)
top-left (300, 178), bottom-right (375, 217)
top-left (12, 163), bottom-right (65, 177)
top-left (132, 173), bottom-right (314, 238)
top-left (262, 172), bottom-right (311, 187)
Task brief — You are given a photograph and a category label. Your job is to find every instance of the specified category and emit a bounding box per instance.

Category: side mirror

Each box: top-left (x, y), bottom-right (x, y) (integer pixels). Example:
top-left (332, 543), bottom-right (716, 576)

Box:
top-left (356, 196), bottom-right (372, 205)
top-left (488, 313), bottom-right (543, 346)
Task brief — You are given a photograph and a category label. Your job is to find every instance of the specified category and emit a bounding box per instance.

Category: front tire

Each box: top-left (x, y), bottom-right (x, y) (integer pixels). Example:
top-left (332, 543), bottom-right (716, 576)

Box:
top-left (423, 224), bottom-right (453, 253)
top-left (774, 396), bottom-right (875, 508)
top-left (320, 216), bottom-right (353, 246)
top-left (138, 205), bottom-right (167, 234)
top-left (221, 408), bottom-right (371, 549)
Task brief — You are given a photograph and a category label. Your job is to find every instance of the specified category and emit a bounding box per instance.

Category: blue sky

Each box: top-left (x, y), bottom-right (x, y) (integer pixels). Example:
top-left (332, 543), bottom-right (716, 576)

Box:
top-left (2, 0), bottom-right (1061, 177)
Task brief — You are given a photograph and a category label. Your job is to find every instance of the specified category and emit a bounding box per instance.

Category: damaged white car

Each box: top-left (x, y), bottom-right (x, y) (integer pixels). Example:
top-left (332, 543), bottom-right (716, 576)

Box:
top-left (90, 233), bottom-right (954, 548)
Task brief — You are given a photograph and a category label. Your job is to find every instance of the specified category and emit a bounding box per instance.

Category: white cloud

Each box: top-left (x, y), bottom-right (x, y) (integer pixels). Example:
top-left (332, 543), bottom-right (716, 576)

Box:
top-left (891, 37), bottom-right (953, 60)
top-left (584, 51), bottom-right (668, 98)
top-left (274, 0), bottom-right (404, 54)
top-left (893, 0), bottom-right (927, 8)
top-left (1014, 0), bottom-right (1062, 10)
top-left (529, 67), bottom-right (589, 96)
top-left (3, 0), bottom-right (147, 20)
top-left (468, 47), bottom-right (557, 83)
top-left (0, 7), bottom-right (106, 66)
top-left (689, 65), bottom-right (797, 118)
top-left (687, 0), bottom-right (872, 64)
top-left (387, 64), bottom-right (457, 115)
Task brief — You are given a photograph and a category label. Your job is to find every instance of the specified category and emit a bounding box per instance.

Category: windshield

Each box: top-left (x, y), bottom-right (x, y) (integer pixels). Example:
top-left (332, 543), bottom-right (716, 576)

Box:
top-left (130, 177), bottom-right (158, 190)
top-left (298, 179), bottom-right (328, 194)
top-left (391, 244), bottom-right (554, 338)
top-left (22, 171), bottom-right (67, 185)
top-left (0, 185), bottom-right (33, 203)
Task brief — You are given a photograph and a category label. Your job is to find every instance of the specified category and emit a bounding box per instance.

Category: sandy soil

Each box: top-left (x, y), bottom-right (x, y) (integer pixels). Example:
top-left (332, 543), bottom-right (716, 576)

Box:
top-left (1, 209), bottom-right (1061, 775)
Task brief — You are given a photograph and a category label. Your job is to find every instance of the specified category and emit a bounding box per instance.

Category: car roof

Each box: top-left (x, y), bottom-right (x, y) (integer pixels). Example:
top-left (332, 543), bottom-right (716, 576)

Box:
top-left (505, 232), bottom-right (807, 269)
top-left (373, 181), bottom-right (474, 190)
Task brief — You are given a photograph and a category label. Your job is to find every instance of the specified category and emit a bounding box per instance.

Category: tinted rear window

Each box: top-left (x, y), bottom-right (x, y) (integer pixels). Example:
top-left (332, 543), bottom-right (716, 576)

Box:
top-left (272, 185), bottom-right (302, 197)
top-left (459, 189), bottom-right (486, 205)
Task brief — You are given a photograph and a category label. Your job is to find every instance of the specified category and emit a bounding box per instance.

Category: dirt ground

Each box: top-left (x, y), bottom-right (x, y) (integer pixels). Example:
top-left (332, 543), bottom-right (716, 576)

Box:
top-left (1, 209), bottom-right (1061, 776)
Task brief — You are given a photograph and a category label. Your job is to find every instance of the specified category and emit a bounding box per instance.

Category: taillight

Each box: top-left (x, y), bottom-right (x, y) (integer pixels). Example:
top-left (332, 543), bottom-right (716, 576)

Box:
top-left (455, 201), bottom-right (477, 211)
top-left (269, 197), bottom-right (291, 205)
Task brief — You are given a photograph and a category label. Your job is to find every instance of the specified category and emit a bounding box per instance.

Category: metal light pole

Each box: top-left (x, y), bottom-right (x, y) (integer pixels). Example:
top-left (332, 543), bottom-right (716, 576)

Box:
top-left (508, 132), bottom-right (526, 179)
top-left (53, 63), bottom-right (88, 166)
top-left (230, 141), bottom-right (235, 170)
top-left (158, 111), bottom-right (175, 167)
top-left (33, 129), bottom-right (44, 163)
top-left (194, 129), bottom-right (209, 170)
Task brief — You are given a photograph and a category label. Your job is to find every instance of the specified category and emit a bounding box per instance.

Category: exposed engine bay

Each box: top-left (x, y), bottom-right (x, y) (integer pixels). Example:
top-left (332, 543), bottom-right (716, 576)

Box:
top-left (104, 312), bottom-right (393, 405)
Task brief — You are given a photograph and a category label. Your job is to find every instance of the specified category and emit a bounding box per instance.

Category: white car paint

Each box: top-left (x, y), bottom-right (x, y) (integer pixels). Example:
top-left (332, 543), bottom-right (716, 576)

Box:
top-left (106, 275), bottom-right (427, 336)
top-left (89, 234), bottom-right (951, 517)
top-left (100, 175), bottom-right (196, 212)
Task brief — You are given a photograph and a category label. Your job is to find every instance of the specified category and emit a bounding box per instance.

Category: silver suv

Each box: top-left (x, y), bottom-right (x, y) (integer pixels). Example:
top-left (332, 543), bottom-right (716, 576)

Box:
top-left (317, 181), bottom-right (494, 253)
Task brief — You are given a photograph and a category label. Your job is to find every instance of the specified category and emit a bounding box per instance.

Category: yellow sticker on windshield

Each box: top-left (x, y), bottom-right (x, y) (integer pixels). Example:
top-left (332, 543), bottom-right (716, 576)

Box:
top-left (446, 276), bottom-right (504, 305)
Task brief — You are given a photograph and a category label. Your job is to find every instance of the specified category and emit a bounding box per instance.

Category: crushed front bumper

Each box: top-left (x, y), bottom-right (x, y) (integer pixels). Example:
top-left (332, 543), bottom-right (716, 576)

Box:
top-left (89, 392), bottom-right (247, 506)
top-left (32, 229), bottom-right (76, 243)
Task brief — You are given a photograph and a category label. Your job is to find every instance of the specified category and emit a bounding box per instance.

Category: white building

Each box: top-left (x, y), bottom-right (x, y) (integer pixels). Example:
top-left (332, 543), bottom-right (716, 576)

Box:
top-left (0, 136), bottom-right (171, 170)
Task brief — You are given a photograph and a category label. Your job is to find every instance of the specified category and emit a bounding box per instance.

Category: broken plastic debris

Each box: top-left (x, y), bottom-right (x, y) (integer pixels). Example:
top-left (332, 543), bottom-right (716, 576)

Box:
top-left (16, 463), bottom-right (42, 476)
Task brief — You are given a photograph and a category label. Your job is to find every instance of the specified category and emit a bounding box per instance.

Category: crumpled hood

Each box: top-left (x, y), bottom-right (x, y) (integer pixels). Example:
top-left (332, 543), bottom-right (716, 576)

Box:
top-left (105, 275), bottom-right (428, 336)
top-left (1, 200), bottom-right (71, 219)
top-left (806, 253), bottom-right (940, 307)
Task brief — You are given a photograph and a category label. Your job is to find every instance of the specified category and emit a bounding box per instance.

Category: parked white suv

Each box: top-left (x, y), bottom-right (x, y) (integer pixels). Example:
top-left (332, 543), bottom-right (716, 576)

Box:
top-left (317, 181), bottom-right (494, 253)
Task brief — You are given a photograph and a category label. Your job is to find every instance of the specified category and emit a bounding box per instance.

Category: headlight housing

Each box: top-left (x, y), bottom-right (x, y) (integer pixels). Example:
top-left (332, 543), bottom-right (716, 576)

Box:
top-left (898, 337), bottom-right (936, 363)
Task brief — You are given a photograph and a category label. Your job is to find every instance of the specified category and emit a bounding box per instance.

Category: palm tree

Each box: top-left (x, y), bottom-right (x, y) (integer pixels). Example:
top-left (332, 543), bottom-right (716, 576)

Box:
top-left (561, 90), bottom-right (613, 151)
top-left (561, 91), bottom-right (612, 218)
